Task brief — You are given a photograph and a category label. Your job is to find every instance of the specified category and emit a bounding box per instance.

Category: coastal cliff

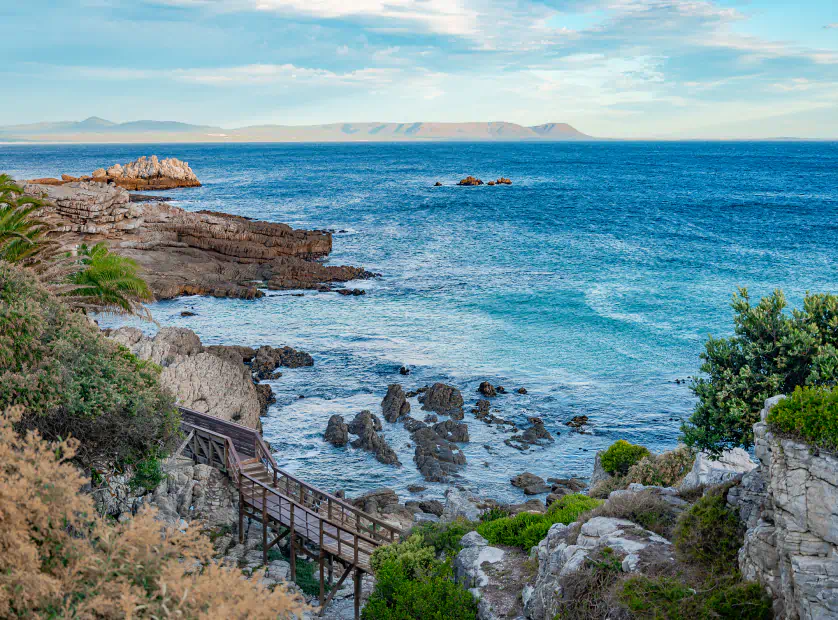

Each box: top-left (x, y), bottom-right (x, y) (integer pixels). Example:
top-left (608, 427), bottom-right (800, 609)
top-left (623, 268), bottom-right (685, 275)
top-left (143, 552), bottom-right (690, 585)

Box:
top-left (24, 177), bottom-right (373, 299)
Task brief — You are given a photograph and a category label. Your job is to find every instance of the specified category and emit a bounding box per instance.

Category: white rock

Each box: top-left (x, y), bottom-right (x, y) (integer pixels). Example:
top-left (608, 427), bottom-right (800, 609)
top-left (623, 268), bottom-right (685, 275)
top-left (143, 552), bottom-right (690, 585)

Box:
top-left (679, 447), bottom-right (756, 491)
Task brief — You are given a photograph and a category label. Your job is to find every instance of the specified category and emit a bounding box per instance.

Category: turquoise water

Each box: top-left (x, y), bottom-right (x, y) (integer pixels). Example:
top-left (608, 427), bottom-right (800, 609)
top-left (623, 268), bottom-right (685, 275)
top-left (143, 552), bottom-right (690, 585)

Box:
top-left (3, 141), bottom-right (838, 502)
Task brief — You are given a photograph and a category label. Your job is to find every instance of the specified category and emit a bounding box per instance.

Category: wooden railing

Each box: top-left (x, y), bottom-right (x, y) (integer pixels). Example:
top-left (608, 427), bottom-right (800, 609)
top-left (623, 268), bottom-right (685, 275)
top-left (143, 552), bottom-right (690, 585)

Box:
top-left (177, 407), bottom-right (401, 558)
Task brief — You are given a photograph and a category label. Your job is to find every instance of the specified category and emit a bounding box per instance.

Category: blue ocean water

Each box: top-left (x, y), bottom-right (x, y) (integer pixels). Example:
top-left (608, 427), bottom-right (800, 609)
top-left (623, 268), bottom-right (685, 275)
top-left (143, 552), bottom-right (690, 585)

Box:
top-left (3, 141), bottom-right (837, 502)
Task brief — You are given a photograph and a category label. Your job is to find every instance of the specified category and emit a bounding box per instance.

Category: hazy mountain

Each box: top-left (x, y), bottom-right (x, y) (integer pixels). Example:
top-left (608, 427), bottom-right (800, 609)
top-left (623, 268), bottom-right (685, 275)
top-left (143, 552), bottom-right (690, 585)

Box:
top-left (0, 117), bottom-right (593, 143)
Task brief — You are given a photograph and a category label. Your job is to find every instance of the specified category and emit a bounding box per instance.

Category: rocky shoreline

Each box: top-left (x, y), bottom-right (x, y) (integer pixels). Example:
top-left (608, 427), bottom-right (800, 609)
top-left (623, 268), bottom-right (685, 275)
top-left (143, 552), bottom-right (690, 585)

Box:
top-left (23, 157), bottom-right (376, 299)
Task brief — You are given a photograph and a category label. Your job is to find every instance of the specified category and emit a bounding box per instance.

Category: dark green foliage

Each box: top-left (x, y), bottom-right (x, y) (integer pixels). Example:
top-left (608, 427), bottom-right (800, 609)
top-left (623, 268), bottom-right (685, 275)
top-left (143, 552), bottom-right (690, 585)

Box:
top-left (128, 453), bottom-right (164, 490)
top-left (600, 440), bottom-right (651, 475)
top-left (683, 288), bottom-right (838, 454)
top-left (674, 487), bottom-right (744, 572)
top-left (619, 576), bottom-right (772, 619)
top-left (767, 385), bottom-right (838, 451)
top-left (0, 174), bottom-right (49, 263)
top-left (411, 520), bottom-right (476, 557)
top-left (477, 494), bottom-right (601, 550)
top-left (0, 261), bottom-right (178, 465)
top-left (370, 535), bottom-right (436, 577)
top-left (362, 558), bottom-right (478, 620)
top-left (479, 507), bottom-right (511, 523)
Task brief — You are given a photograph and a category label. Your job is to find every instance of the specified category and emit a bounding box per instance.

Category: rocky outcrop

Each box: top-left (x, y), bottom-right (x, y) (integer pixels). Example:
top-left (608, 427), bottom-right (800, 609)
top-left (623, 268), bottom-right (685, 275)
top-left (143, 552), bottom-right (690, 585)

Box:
top-left (254, 383), bottom-right (275, 416)
top-left (412, 426), bottom-right (467, 482)
top-left (24, 180), bottom-right (374, 300)
top-left (347, 411), bottom-right (400, 466)
top-left (108, 326), bottom-right (262, 429)
top-left (419, 382), bottom-right (464, 419)
top-left (35, 156), bottom-right (201, 190)
top-left (432, 419), bottom-right (469, 443)
top-left (441, 488), bottom-right (485, 522)
top-left (524, 518), bottom-right (673, 619)
top-left (324, 415), bottom-right (350, 447)
top-left (505, 417), bottom-right (554, 451)
top-left (511, 472), bottom-right (551, 495)
top-left (590, 451), bottom-right (611, 487)
top-left (454, 532), bottom-right (527, 619)
top-left (733, 396), bottom-right (838, 620)
top-left (381, 384), bottom-right (410, 423)
top-left (478, 381), bottom-right (497, 397)
top-left (679, 447), bottom-right (756, 491)
top-left (252, 344), bottom-right (313, 380)
top-left (458, 176), bottom-right (484, 186)
top-left (349, 488), bottom-right (416, 532)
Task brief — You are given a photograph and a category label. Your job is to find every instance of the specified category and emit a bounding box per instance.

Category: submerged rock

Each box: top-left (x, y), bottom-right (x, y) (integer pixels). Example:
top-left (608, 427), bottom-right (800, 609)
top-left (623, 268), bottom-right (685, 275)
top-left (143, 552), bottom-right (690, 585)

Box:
top-left (413, 427), bottom-right (466, 482)
top-left (348, 411), bottom-right (400, 466)
top-left (432, 419), bottom-right (470, 443)
top-left (505, 417), bottom-right (555, 451)
top-left (478, 381), bottom-right (497, 397)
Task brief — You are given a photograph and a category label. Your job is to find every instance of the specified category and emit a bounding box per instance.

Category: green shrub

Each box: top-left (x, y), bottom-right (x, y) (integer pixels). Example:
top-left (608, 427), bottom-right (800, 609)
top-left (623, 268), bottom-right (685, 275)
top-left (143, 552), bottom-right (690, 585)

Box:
top-left (411, 520), bottom-right (475, 557)
top-left (571, 490), bottom-right (679, 542)
top-left (480, 507), bottom-right (511, 523)
top-left (625, 446), bottom-right (695, 488)
top-left (600, 440), bottom-right (651, 476)
top-left (767, 385), bottom-right (838, 452)
top-left (477, 494), bottom-right (601, 550)
top-left (128, 453), bottom-right (164, 490)
top-left (369, 534), bottom-right (436, 578)
top-left (0, 262), bottom-right (178, 465)
top-left (683, 288), bottom-right (838, 454)
top-left (554, 548), bottom-right (624, 619)
top-left (619, 576), bottom-right (772, 619)
top-left (363, 558), bottom-right (477, 620)
top-left (674, 487), bottom-right (743, 572)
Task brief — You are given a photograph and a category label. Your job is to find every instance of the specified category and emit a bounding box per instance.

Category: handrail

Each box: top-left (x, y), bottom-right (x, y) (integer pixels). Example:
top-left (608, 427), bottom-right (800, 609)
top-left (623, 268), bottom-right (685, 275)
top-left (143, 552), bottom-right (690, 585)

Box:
top-left (179, 412), bottom-right (403, 549)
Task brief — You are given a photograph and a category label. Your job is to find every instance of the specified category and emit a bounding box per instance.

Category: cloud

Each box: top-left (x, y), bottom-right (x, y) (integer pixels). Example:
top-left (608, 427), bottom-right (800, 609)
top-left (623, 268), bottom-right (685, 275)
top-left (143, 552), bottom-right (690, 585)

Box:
top-left (825, 23), bottom-right (838, 30)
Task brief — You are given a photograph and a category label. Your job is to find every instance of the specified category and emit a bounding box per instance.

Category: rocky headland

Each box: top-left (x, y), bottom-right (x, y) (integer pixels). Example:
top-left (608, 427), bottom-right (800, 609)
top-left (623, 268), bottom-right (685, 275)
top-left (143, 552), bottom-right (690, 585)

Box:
top-left (23, 163), bottom-right (375, 299)
top-left (29, 155), bottom-right (201, 190)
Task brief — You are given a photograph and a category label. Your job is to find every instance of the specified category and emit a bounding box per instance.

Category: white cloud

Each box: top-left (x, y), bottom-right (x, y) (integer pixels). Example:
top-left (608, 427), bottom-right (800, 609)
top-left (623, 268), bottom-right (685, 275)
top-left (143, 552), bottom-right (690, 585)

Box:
top-left (824, 23), bottom-right (838, 30)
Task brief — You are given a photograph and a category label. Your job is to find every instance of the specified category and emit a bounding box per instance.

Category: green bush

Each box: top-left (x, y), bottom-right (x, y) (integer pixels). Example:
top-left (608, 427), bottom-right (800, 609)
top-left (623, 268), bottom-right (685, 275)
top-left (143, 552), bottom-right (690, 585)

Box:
top-left (411, 520), bottom-right (475, 557)
top-left (619, 576), bottom-right (772, 619)
top-left (600, 440), bottom-right (651, 476)
top-left (363, 558), bottom-right (477, 620)
top-left (0, 261), bottom-right (179, 465)
top-left (369, 534), bottom-right (436, 578)
top-left (554, 548), bottom-right (625, 619)
top-left (128, 453), bottom-right (164, 491)
top-left (683, 288), bottom-right (838, 454)
top-left (477, 494), bottom-right (601, 550)
top-left (674, 487), bottom-right (743, 572)
top-left (767, 385), bottom-right (838, 452)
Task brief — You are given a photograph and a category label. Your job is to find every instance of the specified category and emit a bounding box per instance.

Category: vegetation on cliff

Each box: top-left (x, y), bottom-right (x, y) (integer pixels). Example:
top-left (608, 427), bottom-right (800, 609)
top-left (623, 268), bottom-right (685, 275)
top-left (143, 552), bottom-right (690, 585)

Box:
top-left (0, 405), bottom-right (304, 619)
top-left (683, 288), bottom-right (838, 454)
top-left (0, 261), bottom-right (177, 465)
top-left (0, 174), bottom-right (49, 263)
top-left (767, 385), bottom-right (838, 451)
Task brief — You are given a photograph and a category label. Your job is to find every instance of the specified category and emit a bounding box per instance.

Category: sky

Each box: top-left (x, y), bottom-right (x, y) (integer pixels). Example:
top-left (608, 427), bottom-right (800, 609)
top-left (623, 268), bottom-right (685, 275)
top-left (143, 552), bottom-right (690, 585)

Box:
top-left (2, 0), bottom-right (837, 138)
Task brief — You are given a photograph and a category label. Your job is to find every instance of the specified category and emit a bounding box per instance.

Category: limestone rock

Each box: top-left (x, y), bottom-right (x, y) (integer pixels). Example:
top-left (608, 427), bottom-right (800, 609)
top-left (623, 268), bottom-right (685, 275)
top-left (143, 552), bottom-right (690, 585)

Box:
top-left (442, 488), bottom-right (484, 523)
top-left (590, 451), bottom-right (612, 487)
top-left (679, 447), bottom-right (756, 491)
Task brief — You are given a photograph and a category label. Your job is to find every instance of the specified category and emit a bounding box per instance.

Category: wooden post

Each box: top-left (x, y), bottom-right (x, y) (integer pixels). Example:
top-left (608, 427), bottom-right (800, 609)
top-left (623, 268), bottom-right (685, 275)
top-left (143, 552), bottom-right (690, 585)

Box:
top-left (290, 503), bottom-right (297, 582)
top-left (262, 487), bottom-right (268, 566)
top-left (319, 521), bottom-right (325, 607)
top-left (353, 568), bottom-right (362, 620)
top-left (238, 470), bottom-right (244, 545)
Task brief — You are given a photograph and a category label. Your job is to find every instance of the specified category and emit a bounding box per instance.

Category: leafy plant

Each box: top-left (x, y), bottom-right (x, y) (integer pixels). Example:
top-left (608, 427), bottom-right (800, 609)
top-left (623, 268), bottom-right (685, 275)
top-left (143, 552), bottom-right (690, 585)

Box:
top-left (0, 174), bottom-right (50, 264)
top-left (767, 385), bottom-right (838, 452)
top-left (477, 494), bottom-right (601, 550)
top-left (626, 446), bottom-right (695, 488)
top-left (363, 557), bottom-right (477, 620)
top-left (683, 288), bottom-right (838, 454)
top-left (66, 242), bottom-right (154, 320)
top-left (411, 520), bottom-right (476, 557)
top-left (600, 440), bottom-right (651, 476)
top-left (674, 486), bottom-right (743, 572)
top-left (370, 534), bottom-right (436, 578)
top-left (0, 261), bottom-right (178, 465)
top-left (128, 453), bottom-right (164, 491)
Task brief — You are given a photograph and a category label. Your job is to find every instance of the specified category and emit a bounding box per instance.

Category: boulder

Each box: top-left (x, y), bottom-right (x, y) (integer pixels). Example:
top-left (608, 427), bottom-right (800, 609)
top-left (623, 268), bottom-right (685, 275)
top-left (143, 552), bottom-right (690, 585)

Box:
top-left (678, 447), bottom-right (756, 491)
top-left (590, 451), bottom-right (612, 487)
top-left (457, 176), bottom-right (484, 186)
top-left (432, 419), bottom-right (470, 443)
top-left (419, 382), bottom-right (464, 419)
top-left (511, 472), bottom-right (551, 495)
top-left (441, 488), bottom-right (483, 522)
top-left (252, 344), bottom-right (313, 380)
top-left (254, 383), bottom-right (275, 416)
top-left (324, 415), bottom-right (350, 447)
top-left (478, 381), bottom-right (497, 397)
top-left (381, 384), bottom-right (410, 423)
top-left (412, 427), bottom-right (466, 482)
top-left (565, 415), bottom-right (589, 430)
top-left (418, 499), bottom-right (445, 517)
top-left (505, 417), bottom-right (554, 451)
top-left (348, 411), bottom-right (400, 466)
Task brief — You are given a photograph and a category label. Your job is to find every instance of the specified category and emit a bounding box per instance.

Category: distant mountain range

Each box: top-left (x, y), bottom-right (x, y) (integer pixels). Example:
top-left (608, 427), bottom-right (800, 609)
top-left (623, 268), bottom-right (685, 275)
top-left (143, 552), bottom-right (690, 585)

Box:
top-left (0, 117), bottom-right (593, 143)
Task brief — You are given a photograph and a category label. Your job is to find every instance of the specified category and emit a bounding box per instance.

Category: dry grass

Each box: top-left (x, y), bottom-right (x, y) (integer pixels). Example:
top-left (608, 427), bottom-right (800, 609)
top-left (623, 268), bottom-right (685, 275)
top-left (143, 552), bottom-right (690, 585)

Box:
top-left (567, 490), bottom-right (680, 545)
top-left (0, 405), bottom-right (306, 619)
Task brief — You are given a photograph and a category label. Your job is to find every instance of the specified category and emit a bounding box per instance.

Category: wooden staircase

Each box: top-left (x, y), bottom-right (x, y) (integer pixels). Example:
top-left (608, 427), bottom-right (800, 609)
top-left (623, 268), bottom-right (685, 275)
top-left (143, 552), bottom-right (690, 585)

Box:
top-left (177, 407), bottom-right (402, 618)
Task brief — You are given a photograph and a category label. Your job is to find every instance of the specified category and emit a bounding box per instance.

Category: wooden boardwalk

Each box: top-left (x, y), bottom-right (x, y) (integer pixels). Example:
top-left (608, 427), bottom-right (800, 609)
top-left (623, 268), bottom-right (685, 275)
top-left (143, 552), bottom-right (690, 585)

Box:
top-left (178, 407), bottom-right (402, 617)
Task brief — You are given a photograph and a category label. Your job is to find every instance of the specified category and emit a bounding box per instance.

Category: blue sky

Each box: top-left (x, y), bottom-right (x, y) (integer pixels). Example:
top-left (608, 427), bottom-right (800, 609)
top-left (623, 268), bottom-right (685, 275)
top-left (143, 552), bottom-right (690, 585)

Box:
top-left (2, 0), bottom-right (837, 138)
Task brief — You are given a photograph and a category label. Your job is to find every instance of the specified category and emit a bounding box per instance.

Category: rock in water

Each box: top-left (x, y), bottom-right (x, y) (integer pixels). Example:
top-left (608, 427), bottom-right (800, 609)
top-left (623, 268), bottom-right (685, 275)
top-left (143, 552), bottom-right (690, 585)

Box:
top-left (347, 411), bottom-right (399, 466)
top-left (254, 383), bottom-right (275, 416)
top-left (478, 381), bottom-right (497, 397)
top-left (505, 417), bottom-right (555, 451)
top-left (105, 156), bottom-right (202, 190)
top-left (251, 344), bottom-right (313, 380)
top-left (381, 384), bottom-right (410, 422)
top-left (419, 382), bottom-right (464, 419)
top-left (324, 415), bottom-right (350, 447)
top-left (433, 419), bottom-right (469, 443)
top-left (511, 472), bottom-right (551, 495)
top-left (412, 427), bottom-right (466, 481)
top-left (457, 176), bottom-right (484, 186)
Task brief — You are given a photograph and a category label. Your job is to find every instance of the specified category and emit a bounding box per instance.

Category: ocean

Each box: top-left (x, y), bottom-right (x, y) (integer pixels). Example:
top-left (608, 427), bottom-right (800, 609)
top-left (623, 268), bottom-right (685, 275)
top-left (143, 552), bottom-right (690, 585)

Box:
top-left (3, 141), bottom-right (837, 502)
